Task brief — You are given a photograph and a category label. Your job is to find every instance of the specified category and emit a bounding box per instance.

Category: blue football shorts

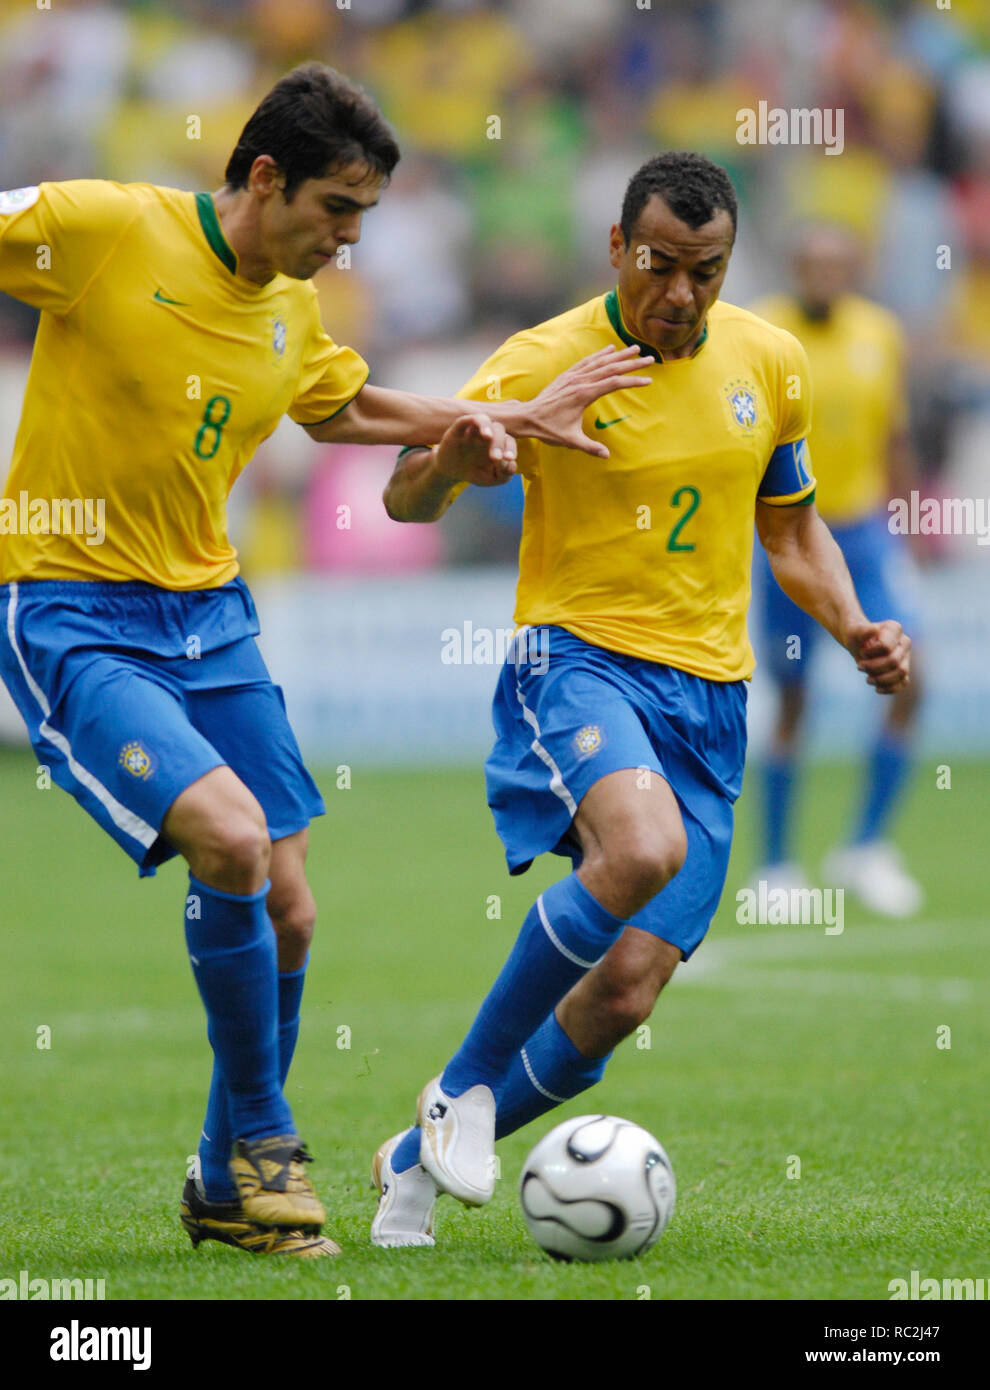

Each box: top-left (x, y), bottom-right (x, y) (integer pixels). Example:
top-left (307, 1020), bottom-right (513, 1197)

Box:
top-left (485, 625), bottom-right (748, 960)
top-left (756, 510), bottom-right (921, 685)
top-left (0, 577), bottom-right (324, 876)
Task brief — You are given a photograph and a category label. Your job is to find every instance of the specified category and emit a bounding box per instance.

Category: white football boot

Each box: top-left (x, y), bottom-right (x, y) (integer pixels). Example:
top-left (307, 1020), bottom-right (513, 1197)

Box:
top-left (370, 1132), bottom-right (437, 1248)
top-left (823, 840), bottom-right (923, 918)
top-left (417, 1075), bottom-right (496, 1207)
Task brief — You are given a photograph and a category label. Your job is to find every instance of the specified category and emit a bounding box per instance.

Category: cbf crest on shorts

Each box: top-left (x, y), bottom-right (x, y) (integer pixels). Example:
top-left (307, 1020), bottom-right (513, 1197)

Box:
top-left (721, 376), bottom-right (760, 435)
top-left (119, 740), bottom-right (155, 779)
top-left (574, 724), bottom-right (604, 758)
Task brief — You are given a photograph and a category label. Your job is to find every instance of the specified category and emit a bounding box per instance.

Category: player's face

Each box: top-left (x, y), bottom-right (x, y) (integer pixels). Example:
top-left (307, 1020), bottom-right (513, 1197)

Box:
top-left (263, 162), bottom-right (384, 280)
top-left (793, 229), bottom-right (859, 318)
top-left (608, 196), bottom-right (734, 357)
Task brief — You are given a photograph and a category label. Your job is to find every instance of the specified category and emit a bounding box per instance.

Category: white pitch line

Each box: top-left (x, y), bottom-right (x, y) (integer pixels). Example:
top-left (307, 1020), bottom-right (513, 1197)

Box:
top-left (688, 918), bottom-right (986, 966)
top-left (680, 966), bottom-right (973, 1003)
top-left (679, 918), bottom-right (986, 1002)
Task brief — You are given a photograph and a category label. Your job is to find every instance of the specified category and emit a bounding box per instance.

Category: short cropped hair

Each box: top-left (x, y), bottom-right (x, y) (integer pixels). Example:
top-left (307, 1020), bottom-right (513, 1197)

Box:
top-left (620, 152), bottom-right (737, 243)
top-left (225, 62), bottom-right (400, 200)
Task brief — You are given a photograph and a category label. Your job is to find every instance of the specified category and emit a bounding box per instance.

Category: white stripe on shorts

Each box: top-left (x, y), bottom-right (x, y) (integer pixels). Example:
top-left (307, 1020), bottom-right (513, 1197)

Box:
top-left (4, 582), bottom-right (157, 849)
top-left (513, 654), bottom-right (578, 817)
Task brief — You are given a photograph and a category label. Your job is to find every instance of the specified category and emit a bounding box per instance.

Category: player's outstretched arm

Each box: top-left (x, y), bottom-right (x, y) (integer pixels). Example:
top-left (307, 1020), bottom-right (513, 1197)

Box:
top-left (304, 345), bottom-right (652, 456)
top-left (384, 415), bottom-right (519, 522)
top-left (756, 499), bottom-right (911, 694)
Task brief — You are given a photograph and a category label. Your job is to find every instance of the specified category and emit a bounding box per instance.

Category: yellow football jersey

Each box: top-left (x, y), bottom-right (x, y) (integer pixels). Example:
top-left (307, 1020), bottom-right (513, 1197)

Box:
top-left (751, 292), bottom-right (906, 524)
top-left (452, 290), bottom-right (814, 682)
top-left (0, 181), bottom-right (368, 588)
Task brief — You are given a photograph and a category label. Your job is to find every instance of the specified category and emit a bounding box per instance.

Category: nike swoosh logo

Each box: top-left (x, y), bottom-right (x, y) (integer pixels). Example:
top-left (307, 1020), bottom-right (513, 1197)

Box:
top-left (153, 288), bottom-right (189, 306)
top-left (594, 415), bottom-right (630, 429)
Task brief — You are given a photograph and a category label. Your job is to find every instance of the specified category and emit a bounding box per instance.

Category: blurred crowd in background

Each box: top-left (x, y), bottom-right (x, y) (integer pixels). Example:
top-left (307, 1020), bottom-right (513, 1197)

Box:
top-left (2, 0), bottom-right (990, 576)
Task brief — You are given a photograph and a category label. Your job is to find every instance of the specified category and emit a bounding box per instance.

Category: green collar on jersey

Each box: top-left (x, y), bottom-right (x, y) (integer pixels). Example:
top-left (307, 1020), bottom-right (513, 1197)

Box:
top-left (604, 287), bottom-right (709, 362)
top-left (196, 192), bottom-right (237, 275)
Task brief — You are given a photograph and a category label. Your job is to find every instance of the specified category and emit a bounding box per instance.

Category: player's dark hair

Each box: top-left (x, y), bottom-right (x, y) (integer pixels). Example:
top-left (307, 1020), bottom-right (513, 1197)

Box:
top-left (620, 152), bottom-right (737, 243)
top-left (225, 62), bottom-right (400, 199)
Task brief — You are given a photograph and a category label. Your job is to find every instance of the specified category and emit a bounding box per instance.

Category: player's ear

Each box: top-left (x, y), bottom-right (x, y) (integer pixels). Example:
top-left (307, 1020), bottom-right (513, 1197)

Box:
top-left (248, 156), bottom-right (282, 199)
top-left (608, 224), bottom-right (626, 271)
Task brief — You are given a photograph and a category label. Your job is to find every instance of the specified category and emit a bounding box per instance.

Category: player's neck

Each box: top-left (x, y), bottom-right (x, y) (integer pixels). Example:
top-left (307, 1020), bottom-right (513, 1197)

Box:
top-left (636, 319), bottom-right (707, 363)
top-left (615, 290), bottom-right (707, 361)
top-left (798, 298), bottom-right (833, 324)
top-left (655, 323), bottom-right (707, 361)
top-left (211, 188), bottom-right (278, 286)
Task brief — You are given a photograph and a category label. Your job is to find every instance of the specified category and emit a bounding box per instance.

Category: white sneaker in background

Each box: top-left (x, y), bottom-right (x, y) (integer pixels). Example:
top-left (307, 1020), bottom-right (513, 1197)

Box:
top-left (822, 841), bottom-right (923, 918)
top-left (749, 861), bottom-right (815, 896)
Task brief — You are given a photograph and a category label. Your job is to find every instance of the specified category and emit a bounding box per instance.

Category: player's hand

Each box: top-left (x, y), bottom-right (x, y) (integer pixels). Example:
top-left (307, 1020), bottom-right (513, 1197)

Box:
top-left (847, 619), bottom-right (911, 694)
top-left (434, 413), bottom-right (518, 487)
top-left (525, 345), bottom-right (654, 459)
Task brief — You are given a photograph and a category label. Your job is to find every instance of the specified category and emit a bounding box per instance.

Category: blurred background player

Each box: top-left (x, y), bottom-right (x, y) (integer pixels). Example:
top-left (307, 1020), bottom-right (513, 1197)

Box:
top-left (751, 225), bottom-right (924, 916)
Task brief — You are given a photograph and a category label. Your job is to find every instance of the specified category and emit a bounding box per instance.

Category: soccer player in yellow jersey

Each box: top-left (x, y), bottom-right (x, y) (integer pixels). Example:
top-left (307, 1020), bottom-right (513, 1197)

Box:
top-left (751, 224), bottom-right (923, 916)
top-left (0, 63), bottom-right (653, 1257)
top-left (370, 154), bottom-right (913, 1247)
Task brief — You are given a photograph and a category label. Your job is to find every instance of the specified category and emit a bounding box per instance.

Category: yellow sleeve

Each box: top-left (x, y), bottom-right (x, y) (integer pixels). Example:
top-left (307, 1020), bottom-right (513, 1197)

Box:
top-left (0, 181), bottom-right (140, 314)
top-left (454, 332), bottom-right (556, 405)
top-left (772, 328), bottom-right (813, 446)
top-left (452, 331), bottom-right (558, 479)
top-left (288, 292), bottom-right (370, 425)
top-left (396, 329), bottom-right (557, 504)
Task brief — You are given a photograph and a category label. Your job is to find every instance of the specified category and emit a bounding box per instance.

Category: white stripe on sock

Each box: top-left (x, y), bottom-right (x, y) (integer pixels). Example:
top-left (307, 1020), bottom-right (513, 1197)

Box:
top-left (536, 893), bottom-right (602, 969)
top-left (521, 1045), bottom-right (568, 1104)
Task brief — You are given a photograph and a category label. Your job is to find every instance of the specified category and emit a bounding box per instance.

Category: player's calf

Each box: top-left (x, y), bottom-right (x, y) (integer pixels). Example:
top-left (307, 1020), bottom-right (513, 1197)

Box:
top-left (557, 928), bottom-right (681, 1058)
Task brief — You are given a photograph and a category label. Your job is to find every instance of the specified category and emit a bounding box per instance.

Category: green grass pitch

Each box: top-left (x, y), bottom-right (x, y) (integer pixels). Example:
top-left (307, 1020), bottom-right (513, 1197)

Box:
top-left (0, 746), bottom-right (986, 1301)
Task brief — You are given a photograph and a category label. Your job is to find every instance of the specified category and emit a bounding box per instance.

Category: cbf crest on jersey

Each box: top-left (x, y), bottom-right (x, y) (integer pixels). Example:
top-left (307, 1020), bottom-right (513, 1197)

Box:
top-left (722, 376), bottom-right (760, 435)
top-left (271, 314), bottom-right (287, 364)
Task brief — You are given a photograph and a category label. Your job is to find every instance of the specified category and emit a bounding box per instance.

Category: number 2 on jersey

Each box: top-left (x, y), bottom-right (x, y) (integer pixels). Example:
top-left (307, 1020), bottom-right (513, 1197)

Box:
top-left (666, 485), bottom-right (701, 552)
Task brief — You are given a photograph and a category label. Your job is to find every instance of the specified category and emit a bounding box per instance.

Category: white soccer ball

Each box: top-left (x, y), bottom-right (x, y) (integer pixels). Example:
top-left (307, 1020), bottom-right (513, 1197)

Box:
top-left (520, 1114), bottom-right (676, 1262)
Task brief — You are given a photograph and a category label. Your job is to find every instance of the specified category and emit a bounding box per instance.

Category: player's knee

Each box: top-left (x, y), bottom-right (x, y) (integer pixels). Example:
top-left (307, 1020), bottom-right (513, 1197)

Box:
top-left (200, 813), bottom-right (271, 890)
top-left (607, 827), bottom-right (687, 907)
top-left (269, 888), bottom-right (316, 956)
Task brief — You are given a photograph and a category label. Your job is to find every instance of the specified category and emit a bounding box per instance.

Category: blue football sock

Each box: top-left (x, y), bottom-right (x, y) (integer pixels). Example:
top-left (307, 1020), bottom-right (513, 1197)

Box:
top-left (390, 1014), bottom-right (609, 1175)
top-left (199, 955), bottom-right (309, 1202)
top-left (495, 1011), bottom-right (609, 1139)
top-left (198, 1065), bottom-right (234, 1201)
top-left (184, 875), bottom-right (292, 1156)
top-left (276, 958), bottom-right (307, 1090)
top-left (764, 750), bottom-right (797, 865)
top-left (440, 873), bottom-right (624, 1097)
top-left (853, 728), bottom-right (913, 845)
top-left (391, 1127), bottom-right (422, 1175)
